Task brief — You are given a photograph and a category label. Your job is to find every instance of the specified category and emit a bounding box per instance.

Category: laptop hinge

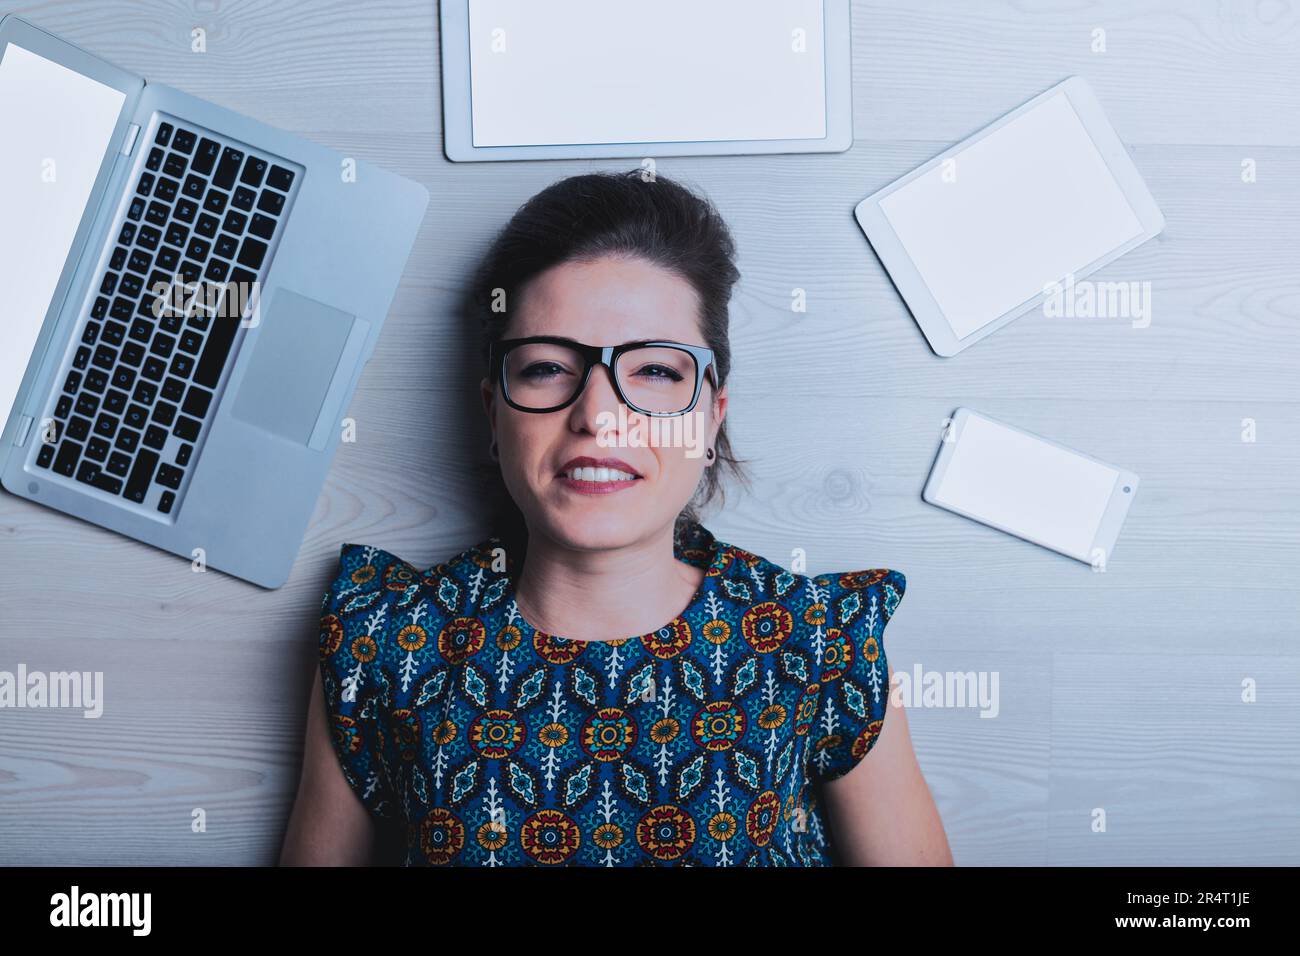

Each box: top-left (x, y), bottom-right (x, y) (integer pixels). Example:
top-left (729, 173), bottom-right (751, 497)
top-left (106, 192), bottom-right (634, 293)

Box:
top-left (120, 122), bottom-right (141, 156)
top-left (14, 415), bottom-right (34, 448)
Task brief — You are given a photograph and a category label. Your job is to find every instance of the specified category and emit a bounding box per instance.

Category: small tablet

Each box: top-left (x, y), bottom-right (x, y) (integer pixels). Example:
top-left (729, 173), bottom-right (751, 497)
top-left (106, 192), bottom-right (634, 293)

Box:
top-left (439, 0), bottom-right (853, 162)
top-left (856, 77), bottom-right (1165, 356)
top-left (923, 408), bottom-right (1139, 568)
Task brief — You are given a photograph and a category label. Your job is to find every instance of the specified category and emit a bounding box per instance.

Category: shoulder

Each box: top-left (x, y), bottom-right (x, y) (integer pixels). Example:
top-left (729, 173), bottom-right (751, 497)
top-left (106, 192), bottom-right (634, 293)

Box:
top-left (808, 568), bottom-right (907, 633)
top-left (317, 537), bottom-right (510, 652)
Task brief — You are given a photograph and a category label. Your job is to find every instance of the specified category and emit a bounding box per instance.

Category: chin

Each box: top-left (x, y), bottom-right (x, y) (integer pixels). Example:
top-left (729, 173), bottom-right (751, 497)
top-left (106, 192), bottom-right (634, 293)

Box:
top-left (534, 502), bottom-right (656, 552)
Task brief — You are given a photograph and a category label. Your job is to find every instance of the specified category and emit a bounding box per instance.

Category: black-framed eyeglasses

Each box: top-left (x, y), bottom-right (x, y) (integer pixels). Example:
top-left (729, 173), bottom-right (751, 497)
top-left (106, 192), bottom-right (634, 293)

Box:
top-left (489, 336), bottom-right (718, 417)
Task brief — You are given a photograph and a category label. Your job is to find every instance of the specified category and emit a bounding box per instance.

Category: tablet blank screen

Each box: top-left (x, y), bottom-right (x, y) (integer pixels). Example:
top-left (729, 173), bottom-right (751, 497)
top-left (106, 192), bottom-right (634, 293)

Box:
top-left (467, 0), bottom-right (827, 147)
top-left (931, 414), bottom-right (1119, 561)
top-left (879, 91), bottom-right (1143, 340)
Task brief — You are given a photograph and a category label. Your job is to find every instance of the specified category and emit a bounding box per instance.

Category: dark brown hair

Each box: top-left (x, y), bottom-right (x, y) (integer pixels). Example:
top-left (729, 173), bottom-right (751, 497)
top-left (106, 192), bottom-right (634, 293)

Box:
top-left (468, 169), bottom-right (749, 554)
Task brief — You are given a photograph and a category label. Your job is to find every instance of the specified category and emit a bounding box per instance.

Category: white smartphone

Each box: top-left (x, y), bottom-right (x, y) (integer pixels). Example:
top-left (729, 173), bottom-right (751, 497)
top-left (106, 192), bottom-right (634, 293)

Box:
top-left (923, 408), bottom-right (1139, 568)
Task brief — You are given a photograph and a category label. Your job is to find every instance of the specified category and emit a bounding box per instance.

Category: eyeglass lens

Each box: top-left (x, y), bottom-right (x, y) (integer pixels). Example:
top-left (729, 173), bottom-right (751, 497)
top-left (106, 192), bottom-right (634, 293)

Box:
top-left (503, 342), bottom-right (700, 413)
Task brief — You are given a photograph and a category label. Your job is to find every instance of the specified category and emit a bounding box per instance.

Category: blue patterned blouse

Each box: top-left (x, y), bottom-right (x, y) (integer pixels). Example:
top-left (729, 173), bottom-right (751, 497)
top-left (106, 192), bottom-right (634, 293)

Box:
top-left (317, 520), bottom-right (905, 866)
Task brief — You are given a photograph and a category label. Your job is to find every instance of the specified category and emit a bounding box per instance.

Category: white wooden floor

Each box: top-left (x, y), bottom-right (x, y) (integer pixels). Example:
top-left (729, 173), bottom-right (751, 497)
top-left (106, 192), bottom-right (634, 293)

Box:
top-left (1, 0), bottom-right (1297, 865)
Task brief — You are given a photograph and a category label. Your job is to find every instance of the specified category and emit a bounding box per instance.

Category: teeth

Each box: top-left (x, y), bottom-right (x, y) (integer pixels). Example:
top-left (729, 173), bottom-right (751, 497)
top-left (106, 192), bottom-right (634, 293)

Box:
top-left (568, 466), bottom-right (637, 482)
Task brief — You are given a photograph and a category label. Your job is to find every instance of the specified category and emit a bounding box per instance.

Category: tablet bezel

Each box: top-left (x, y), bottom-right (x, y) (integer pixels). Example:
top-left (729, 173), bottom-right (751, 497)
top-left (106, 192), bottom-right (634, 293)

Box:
top-left (439, 0), bottom-right (853, 162)
top-left (922, 407), bottom-right (1140, 567)
top-left (855, 76), bottom-right (1165, 357)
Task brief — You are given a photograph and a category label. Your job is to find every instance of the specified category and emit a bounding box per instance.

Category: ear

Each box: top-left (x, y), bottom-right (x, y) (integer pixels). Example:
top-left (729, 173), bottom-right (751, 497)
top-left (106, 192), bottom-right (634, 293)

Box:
top-left (480, 377), bottom-right (497, 435)
top-left (710, 383), bottom-right (728, 446)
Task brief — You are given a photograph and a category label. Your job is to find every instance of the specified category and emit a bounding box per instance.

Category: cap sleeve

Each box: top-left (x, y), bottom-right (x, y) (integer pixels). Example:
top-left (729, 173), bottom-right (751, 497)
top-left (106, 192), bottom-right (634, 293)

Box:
top-left (317, 543), bottom-right (404, 820)
top-left (809, 568), bottom-right (906, 783)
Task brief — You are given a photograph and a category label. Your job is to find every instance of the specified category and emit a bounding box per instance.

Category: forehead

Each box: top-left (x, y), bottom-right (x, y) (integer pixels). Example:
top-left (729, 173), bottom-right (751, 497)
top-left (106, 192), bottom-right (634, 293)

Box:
top-left (510, 255), bottom-right (704, 344)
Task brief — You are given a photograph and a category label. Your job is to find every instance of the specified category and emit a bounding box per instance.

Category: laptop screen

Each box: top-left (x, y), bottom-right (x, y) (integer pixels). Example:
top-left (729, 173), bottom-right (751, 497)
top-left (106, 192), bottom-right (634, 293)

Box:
top-left (466, 0), bottom-right (828, 147)
top-left (0, 41), bottom-right (125, 430)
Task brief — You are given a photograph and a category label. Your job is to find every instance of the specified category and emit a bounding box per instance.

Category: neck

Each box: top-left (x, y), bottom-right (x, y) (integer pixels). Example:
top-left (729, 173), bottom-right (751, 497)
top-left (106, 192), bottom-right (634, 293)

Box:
top-left (512, 522), bottom-right (703, 643)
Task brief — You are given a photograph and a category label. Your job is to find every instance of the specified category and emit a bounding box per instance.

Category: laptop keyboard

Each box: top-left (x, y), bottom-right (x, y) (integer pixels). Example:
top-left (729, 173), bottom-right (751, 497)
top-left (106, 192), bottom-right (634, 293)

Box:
top-left (32, 116), bottom-right (298, 517)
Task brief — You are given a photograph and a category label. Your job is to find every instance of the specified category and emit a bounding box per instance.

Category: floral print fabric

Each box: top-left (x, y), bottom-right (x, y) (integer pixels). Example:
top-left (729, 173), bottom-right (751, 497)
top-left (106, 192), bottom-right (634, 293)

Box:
top-left (318, 521), bottom-right (905, 866)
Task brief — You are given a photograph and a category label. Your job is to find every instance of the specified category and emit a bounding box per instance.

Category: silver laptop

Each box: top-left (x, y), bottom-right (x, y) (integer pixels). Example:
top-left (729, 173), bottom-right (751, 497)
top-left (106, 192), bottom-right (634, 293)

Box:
top-left (0, 16), bottom-right (428, 588)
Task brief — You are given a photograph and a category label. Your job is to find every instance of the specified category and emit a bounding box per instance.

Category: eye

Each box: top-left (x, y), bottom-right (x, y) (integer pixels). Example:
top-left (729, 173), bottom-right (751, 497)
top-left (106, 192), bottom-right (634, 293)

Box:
top-left (519, 361), bottom-right (571, 380)
top-left (629, 363), bottom-right (685, 383)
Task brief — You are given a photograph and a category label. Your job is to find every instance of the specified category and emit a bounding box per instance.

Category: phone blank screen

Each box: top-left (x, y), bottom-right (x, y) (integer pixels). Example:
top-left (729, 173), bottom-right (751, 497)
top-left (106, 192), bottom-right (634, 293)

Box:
top-left (930, 413), bottom-right (1119, 561)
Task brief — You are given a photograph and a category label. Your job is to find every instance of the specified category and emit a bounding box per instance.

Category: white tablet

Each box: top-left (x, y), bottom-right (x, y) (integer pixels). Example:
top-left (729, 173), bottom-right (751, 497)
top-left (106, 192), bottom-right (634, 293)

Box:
top-left (923, 408), bottom-right (1139, 568)
top-left (856, 77), bottom-right (1165, 356)
top-left (439, 0), bottom-right (853, 162)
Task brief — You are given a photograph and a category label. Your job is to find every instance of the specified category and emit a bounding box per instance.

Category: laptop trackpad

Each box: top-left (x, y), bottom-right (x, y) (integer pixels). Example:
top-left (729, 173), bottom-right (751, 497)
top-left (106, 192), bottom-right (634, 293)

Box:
top-left (230, 288), bottom-right (355, 446)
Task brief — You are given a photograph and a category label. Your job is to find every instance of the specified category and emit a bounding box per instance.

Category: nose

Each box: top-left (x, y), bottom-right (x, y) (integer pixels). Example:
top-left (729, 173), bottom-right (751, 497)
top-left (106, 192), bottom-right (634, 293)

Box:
top-left (567, 363), bottom-right (625, 433)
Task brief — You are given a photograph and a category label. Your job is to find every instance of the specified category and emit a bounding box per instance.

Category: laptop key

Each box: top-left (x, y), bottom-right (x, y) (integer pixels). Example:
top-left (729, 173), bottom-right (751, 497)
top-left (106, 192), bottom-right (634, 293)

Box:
top-left (237, 237), bottom-right (267, 270)
top-left (82, 323), bottom-right (101, 345)
top-left (92, 297), bottom-right (109, 320)
top-left (156, 463), bottom-right (184, 490)
top-left (174, 416), bottom-right (201, 442)
top-left (137, 225), bottom-right (161, 250)
top-left (142, 357), bottom-right (167, 382)
top-left (121, 342), bottom-right (146, 368)
top-left (182, 386), bottom-right (212, 419)
top-left (146, 147), bottom-right (164, 172)
top-left (86, 437), bottom-right (110, 462)
top-left (214, 148), bottom-right (243, 190)
top-left (231, 186), bottom-right (255, 211)
top-left (183, 174), bottom-right (206, 199)
top-left (171, 128), bottom-right (196, 154)
top-left (53, 440), bottom-right (82, 476)
top-left (248, 213), bottom-right (276, 241)
top-left (158, 490), bottom-right (176, 514)
top-left (223, 210), bottom-right (249, 234)
top-left (106, 452), bottom-right (132, 478)
top-left (102, 389), bottom-right (128, 415)
top-left (267, 165), bottom-right (295, 192)
top-left (85, 369), bottom-right (109, 393)
top-left (110, 246), bottom-right (128, 270)
top-left (102, 321), bottom-right (127, 347)
top-left (163, 152), bottom-right (188, 178)
top-left (144, 425), bottom-right (168, 450)
top-left (195, 214), bottom-right (219, 239)
top-left (36, 444), bottom-right (55, 469)
top-left (146, 201), bottom-right (169, 227)
top-left (66, 416), bottom-right (91, 441)
top-left (92, 346), bottom-right (117, 371)
top-left (153, 400), bottom-right (177, 426)
top-left (203, 189), bottom-right (228, 215)
top-left (63, 369), bottom-right (82, 394)
top-left (155, 122), bottom-right (174, 147)
top-left (73, 346), bottom-right (91, 371)
top-left (256, 190), bottom-right (284, 216)
top-left (240, 156), bottom-right (267, 187)
top-left (194, 315), bottom-right (238, 388)
top-left (175, 443), bottom-right (193, 467)
top-left (136, 173), bottom-right (155, 197)
top-left (119, 273), bottom-right (144, 298)
top-left (175, 198), bottom-right (199, 223)
top-left (114, 428), bottom-right (140, 454)
top-left (133, 380), bottom-right (158, 405)
top-left (118, 222), bottom-right (137, 245)
top-left (75, 393), bottom-right (99, 417)
top-left (193, 138), bottom-right (221, 175)
top-left (124, 449), bottom-right (159, 503)
top-left (93, 413), bottom-right (117, 438)
top-left (111, 366), bottom-right (135, 391)
top-left (169, 353), bottom-right (195, 379)
top-left (155, 177), bottom-right (179, 203)
top-left (55, 395), bottom-right (73, 419)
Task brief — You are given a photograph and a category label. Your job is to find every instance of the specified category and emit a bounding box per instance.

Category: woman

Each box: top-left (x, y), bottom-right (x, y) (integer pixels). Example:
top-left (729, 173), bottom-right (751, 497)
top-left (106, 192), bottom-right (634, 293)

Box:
top-left (280, 171), bottom-right (951, 866)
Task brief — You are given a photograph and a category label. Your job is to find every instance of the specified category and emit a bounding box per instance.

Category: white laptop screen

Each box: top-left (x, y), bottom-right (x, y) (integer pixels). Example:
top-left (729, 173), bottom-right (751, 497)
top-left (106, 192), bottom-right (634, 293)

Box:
top-left (466, 0), bottom-right (827, 147)
top-left (0, 41), bottom-right (125, 430)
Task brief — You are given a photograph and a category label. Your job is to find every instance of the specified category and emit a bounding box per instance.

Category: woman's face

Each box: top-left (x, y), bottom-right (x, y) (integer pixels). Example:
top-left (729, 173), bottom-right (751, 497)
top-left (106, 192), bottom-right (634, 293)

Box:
top-left (481, 255), bottom-right (728, 552)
